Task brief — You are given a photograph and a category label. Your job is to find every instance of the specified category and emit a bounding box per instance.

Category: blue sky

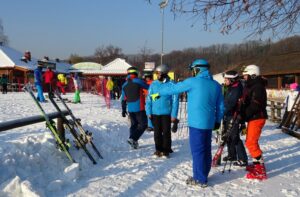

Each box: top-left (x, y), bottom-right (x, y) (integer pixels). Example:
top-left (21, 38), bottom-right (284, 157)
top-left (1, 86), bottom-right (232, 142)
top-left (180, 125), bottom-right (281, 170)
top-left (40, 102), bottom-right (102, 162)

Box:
top-left (2, 0), bottom-right (264, 59)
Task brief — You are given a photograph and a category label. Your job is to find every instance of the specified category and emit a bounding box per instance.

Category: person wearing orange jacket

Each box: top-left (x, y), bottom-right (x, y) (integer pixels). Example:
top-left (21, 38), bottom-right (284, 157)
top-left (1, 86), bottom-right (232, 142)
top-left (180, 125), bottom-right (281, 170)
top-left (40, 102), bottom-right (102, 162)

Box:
top-left (241, 64), bottom-right (268, 180)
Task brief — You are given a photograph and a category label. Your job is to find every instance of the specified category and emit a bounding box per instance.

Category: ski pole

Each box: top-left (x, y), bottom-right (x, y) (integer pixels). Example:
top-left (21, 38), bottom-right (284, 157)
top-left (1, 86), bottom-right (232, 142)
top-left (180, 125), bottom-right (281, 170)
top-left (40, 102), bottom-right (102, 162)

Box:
top-left (222, 160), bottom-right (228, 174)
top-left (228, 161), bottom-right (233, 173)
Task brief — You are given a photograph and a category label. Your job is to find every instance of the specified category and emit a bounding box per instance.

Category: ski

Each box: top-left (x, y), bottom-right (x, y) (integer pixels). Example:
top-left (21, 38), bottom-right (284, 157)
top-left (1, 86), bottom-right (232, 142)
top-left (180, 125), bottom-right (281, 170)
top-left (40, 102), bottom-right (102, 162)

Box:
top-left (48, 95), bottom-right (97, 164)
top-left (24, 85), bottom-right (75, 163)
top-left (54, 91), bottom-right (103, 159)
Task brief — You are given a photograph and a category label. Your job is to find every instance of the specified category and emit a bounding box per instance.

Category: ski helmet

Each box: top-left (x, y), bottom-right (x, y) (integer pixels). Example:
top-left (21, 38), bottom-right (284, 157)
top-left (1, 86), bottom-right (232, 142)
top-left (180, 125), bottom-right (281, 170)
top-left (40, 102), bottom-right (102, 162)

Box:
top-left (155, 64), bottom-right (170, 74)
top-left (224, 70), bottom-right (239, 84)
top-left (189, 59), bottom-right (210, 70)
top-left (242, 65), bottom-right (260, 76)
top-left (224, 70), bottom-right (239, 79)
top-left (127, 66), bottom-right (138, 75)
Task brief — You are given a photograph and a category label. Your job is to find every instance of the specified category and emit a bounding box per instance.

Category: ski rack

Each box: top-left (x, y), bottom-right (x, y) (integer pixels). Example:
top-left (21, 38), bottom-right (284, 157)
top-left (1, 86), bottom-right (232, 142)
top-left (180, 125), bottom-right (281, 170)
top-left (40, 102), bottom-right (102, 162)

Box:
top-left (54, 91), bottom-right (103, 159)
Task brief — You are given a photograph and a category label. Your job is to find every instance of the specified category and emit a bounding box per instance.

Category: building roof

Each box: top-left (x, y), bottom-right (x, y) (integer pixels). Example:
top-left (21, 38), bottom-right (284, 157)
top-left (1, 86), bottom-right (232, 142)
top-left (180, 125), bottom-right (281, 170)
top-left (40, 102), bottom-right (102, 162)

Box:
top-left (99, 58), bottom-right (132, 75)
top-left (0, 45), bottom-right (37, 70)
top-left (69, 62), bottom-right (103, 74)
top-left (0, 45), bottom-right (72, 73)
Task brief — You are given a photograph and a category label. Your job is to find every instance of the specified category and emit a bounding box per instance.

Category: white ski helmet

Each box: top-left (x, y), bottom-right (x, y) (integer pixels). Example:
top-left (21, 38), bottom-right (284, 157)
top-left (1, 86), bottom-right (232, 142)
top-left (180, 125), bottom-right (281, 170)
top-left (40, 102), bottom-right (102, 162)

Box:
top-left (242, 64), bottom-right (260, 76)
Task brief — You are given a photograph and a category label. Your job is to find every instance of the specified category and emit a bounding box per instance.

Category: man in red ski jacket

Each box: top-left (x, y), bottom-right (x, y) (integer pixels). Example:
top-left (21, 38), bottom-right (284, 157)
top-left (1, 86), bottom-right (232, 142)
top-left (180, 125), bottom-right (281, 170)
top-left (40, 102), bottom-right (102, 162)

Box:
top-left (43, 68), bottom-right (55, 97)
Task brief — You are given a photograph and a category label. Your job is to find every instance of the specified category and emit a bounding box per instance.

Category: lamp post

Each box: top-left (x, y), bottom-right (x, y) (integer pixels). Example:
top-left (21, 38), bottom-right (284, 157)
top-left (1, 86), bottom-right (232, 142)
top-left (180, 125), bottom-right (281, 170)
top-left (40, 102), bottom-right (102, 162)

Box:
top-left (159, 0), bottom-right (168, 66)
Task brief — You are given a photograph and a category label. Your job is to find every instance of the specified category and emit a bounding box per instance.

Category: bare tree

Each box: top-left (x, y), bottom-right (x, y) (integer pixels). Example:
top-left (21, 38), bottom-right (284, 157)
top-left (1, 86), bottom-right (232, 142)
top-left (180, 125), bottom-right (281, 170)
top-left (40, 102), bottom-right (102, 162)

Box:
top-left (0, 19), bottom-right (9, 46)
top-left (94, 45), bottom-right (124, 65)
top-left (147, 0), bottom-right (300, 38)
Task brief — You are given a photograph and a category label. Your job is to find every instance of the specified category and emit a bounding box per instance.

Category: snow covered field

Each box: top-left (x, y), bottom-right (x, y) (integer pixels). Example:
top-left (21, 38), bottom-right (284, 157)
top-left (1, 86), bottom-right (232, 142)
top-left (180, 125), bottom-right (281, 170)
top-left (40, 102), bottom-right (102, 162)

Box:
top-left (0, 92), bottom-right (299, 197)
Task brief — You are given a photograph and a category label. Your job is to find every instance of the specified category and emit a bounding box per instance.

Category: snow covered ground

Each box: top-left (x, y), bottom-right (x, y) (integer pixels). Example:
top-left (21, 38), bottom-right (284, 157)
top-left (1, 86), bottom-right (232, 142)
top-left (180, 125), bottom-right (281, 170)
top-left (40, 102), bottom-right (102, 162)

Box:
top-left (0, 92), bottom-right (299, 197)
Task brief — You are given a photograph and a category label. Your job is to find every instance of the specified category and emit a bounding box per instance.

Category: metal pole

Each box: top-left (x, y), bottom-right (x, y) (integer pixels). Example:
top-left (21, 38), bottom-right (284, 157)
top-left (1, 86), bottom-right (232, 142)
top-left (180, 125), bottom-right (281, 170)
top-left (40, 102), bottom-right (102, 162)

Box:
top-left (161, 7), bottom-right (164, 66)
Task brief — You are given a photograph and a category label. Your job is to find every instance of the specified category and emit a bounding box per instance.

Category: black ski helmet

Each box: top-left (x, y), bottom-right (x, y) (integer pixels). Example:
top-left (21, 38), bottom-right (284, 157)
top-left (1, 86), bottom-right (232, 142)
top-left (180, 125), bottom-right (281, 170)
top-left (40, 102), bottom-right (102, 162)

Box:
top-left (223, 70), bottom-right (239, 83)
top-left (127, 66), bottom-right (138, 75)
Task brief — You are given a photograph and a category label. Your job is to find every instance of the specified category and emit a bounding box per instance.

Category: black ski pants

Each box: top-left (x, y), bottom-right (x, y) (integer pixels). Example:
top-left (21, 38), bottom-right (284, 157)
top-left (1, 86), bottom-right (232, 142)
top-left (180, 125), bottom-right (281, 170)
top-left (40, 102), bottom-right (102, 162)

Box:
top-left (224, 116), bottom-right (248, 162)
top-left (129, 111), bottom-right (147, 141)
top-left (152, 115), bottom-right (171, 154)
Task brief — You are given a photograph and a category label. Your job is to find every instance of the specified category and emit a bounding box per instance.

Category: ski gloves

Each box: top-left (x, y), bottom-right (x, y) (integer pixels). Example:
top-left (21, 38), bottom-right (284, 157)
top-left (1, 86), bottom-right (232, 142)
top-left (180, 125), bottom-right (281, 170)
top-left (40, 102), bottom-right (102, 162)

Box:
top-left (171, 119), bottom-right (179, 133)
top-left (150, 93), bottom-right (160, 101)
top-left (213, 122), bottom-right (221, 130)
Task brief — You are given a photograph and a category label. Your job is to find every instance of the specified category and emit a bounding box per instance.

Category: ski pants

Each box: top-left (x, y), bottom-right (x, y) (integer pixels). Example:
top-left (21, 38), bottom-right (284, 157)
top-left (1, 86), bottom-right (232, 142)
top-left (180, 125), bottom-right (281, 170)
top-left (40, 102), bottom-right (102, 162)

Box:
top-left (74, 90), bottom-right (81, 103)
top-left (129, 111), bottom-right (147, 141)
top-left (189, 127), bottom-right (212, 184)
top-left (224, 117), bottom-right (248, 162)
top-left (152, 115), bottom-right (171, 153)
top-left (245, 119), bottom-right (266, 158)
top-left (35, 83), bottom-right (45, 102)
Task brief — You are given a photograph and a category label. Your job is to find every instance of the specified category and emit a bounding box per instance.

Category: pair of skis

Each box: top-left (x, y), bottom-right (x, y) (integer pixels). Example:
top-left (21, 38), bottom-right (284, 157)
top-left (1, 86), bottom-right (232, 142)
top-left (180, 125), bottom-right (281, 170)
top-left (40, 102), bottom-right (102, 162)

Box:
top-left (24, 85), bottom-right (103, 164)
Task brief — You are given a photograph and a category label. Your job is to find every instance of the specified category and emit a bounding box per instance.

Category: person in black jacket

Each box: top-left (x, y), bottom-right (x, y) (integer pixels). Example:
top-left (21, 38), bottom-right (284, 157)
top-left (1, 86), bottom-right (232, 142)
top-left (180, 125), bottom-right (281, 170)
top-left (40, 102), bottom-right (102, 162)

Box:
top-left (120, 67), bottom-right (149, 149)
top-left (222, 70), bottom-right (248, 166)
top-left (241, 65), bottom-right (268, 180)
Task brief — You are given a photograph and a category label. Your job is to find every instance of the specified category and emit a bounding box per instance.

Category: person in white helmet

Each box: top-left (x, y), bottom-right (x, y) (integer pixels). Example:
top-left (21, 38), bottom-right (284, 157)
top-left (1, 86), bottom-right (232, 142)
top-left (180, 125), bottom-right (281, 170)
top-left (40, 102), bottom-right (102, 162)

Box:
top-left (241, 64), bottom-right (268, 180)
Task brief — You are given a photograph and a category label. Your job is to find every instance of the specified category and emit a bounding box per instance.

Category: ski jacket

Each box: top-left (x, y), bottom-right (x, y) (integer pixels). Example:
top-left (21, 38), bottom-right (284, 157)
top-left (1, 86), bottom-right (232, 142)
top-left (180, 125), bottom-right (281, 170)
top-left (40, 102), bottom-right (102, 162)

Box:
top-left (143, 79), bottom-right (153, 96)
top-left (121, 75), bottom-right (149, 112)
top-left (57, 74), bottom-right (67, 85)
top-left (242, 77), bottom-right (268, 121)
top-left (158, 70), bottom-right (224, 130)
top-left (224, 81), bottom-right (243, 118)
top-left (34, 67), bottom-right (43, 85)
top-left (73, 76), bottom-right (82, 90)
top-left (146, 79), bottom-right (179, 118)
top-left (43, 69), bottom-right (54, 84)
top-left (284, 90), bottom-right (299, 111)
top-left (106, 80), bottom-right (114, 91)
top-left (0, 76), bottom-right (8, 85)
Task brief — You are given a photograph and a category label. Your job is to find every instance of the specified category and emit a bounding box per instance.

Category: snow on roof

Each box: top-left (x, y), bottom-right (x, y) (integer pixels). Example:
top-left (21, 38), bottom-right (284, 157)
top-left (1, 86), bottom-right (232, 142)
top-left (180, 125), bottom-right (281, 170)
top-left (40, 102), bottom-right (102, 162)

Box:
top-left (99, 58), bottom-right (132, 75)
top-left (69, 62), bottom-right (103, 74)
top-left (0, 45), bottom-right (37, 70)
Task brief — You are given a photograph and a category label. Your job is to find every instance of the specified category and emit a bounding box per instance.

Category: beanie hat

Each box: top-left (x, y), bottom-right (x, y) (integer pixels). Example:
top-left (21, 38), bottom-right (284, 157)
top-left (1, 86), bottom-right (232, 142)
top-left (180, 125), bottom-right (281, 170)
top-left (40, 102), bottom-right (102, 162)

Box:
top-left (290, 83), bottom-right (298, 90)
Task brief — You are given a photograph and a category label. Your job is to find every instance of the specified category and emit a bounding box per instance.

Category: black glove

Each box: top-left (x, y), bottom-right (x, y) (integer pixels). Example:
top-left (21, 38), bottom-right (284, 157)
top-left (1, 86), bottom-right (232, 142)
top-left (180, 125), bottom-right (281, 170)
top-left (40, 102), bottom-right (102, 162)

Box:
top-left (214, 122), bottom-right (221, 130)
top-left (171, 119), bottom-right (179, 133)
top-left (122, 111), bottom-right (128, 117)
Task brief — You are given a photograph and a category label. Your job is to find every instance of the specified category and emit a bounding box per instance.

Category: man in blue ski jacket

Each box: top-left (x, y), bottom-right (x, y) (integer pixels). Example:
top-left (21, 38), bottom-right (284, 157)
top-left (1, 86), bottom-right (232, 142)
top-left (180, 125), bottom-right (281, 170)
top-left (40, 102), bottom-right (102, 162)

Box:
top-left (151, 59), bottom-right (224, 187)
top-left (34, 62), bottom-right (46, 102)
top-left (121, 67), bottom-right (149, 149)
top-left (146, 64), bottom-right (179, 158)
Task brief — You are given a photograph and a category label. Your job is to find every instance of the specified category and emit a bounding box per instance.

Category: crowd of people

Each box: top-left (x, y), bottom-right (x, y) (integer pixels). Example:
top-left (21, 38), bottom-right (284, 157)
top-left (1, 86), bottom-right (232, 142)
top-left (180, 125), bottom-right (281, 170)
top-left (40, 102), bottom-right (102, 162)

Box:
top-left (33, 61), bottom-right (80, 103)
top-left (120, 58), bottom-right (300, 187)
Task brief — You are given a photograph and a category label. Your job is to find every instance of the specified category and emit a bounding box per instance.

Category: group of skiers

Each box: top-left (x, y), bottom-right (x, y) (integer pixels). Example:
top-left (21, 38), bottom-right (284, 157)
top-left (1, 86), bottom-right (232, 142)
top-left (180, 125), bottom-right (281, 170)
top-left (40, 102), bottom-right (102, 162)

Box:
top-left (120, 59), bottom-right (270, 187)
top-left (33, 61), bottom-right (82, 103)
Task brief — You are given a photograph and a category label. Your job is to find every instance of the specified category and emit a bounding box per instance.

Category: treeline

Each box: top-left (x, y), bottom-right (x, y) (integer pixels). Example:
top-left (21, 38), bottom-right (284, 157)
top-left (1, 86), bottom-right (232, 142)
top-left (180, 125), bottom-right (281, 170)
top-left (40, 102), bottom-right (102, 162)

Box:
top-left (69, 35), bottom-right (300, 78)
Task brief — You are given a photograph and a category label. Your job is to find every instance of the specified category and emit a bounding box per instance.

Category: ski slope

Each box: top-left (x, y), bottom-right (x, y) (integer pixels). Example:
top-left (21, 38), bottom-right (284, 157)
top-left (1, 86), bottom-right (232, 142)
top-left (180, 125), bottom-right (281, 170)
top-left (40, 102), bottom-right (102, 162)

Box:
top-left (0, 92), bottom-right (299, 197)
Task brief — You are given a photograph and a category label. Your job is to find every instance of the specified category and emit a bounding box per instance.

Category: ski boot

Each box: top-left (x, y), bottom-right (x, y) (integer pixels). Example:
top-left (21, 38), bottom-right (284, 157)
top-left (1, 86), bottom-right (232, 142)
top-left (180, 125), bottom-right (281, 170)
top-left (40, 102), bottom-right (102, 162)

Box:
top-left (246, 163), bottom-right (267, 180)
top-left (186, 177), bottom-right (208, 188)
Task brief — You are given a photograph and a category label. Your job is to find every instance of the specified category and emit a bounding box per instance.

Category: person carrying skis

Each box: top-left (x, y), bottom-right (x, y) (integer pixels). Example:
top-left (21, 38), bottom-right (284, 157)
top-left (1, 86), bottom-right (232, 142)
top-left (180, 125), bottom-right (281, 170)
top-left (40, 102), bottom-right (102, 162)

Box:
top-left (72, 73), bottom-right (82, 103)
top-left (222, 70), bottom-right (248, 166)
top-left (146, 64), bottom-right (179, 158)
top-left (241, 64), bottom-right (268, 180)
top-left (34, 62), bottom-right (46, 102)
top-left (151, 59), bottom-right (224, 187)
top-left (121, 66), bottom-right (149, 149)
